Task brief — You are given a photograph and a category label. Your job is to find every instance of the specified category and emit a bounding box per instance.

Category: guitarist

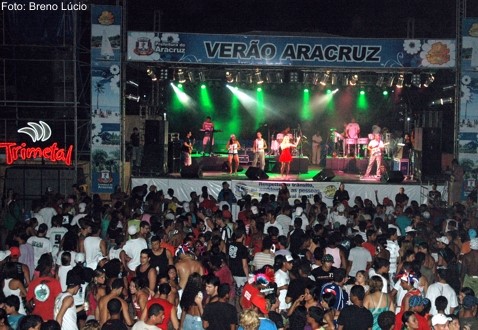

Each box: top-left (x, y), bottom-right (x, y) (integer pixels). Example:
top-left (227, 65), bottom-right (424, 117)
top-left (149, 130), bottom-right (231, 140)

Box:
top-left (364, 134), bottom-right (385, 178)
top-left (182, 131), bottom-right (193, 166)
top-left (201, 116), bottom-right (215, 155)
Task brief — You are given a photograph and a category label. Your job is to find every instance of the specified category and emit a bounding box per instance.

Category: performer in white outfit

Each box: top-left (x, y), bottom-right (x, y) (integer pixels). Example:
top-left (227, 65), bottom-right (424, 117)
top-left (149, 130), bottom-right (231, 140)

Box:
top-left (226, 134), bottom-right (241, 175)
top-left (252, 131), bottom-right (267, 170)
top-left (364, 134), bottom-right (384, 178)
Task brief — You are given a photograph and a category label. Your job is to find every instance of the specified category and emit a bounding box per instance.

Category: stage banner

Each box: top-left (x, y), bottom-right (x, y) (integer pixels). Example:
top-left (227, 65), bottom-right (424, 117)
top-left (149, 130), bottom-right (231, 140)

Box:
top-left (127, 31), bottom-right (455, 69)
top-left (90, 5), bottom-right (122, 193)
top-left (458, 18), bottom-right (478, 200)
top-left (131, 177), bottom-right (434, 209)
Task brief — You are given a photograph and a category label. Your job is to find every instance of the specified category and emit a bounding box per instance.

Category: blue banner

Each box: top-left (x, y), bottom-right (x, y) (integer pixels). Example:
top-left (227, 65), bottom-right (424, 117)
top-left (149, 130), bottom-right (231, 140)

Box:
top-left (91, 5), bottom-right (122, 194)
top-left (127, 32), bottom-right (455, 69)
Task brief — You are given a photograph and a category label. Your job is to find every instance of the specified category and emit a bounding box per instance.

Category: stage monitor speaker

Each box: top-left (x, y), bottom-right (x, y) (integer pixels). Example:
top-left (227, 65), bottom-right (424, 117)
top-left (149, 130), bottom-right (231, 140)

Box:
top-left (180, 164), bottom-right (203, 178)
top-left (245, 166), bottom-right (269, 180)
top-left (382, 170), bottom-right (404, 183)
top-left (313, 169), bottom-right (335, 181)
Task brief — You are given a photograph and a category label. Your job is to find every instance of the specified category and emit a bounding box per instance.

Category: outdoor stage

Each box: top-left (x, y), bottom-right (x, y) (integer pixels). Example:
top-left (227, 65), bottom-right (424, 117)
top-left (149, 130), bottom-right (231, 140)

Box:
top-left (132, 154), bottom-right (447, 209)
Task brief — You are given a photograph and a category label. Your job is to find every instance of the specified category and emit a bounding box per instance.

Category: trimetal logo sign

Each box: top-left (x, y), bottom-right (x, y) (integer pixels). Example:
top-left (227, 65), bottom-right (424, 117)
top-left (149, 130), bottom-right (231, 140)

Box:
top-left (0, 121), bottom-right (74, 165)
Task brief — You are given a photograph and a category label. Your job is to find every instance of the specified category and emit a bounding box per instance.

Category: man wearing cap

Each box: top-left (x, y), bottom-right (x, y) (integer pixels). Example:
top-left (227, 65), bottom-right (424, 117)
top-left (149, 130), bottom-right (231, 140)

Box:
top-left (312, 254), bottom-right (337, 289)
top-left (431, 313), bottom-right (451, 330)
top-left (426, 268), bottom-right (458, 315)
top-left (328, 203), bottom-right (348, 229)
top-left (347, 235), bottom-right (372, 280)
top-left (459, 295), bottom-right (478, 329)
top-left (9, 246), bottom-right (30, 287)
top-left (54, 271), bottom-right (82, 330)
top-left (26, 223), bottom-right (52, 268)
top-left (460, 237), bottom-right (478, 295)
top-left (292, 206), bottom-right (308, 231)
top-left (123, 225), bottom-right (147, 274)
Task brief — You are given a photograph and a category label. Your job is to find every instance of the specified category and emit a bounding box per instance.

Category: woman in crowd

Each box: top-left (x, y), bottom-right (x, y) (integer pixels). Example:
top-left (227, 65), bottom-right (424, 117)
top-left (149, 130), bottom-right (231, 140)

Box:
top-left (401, 311), bottom-right (419, 330)
top-left (129, 277), bottom-right (151, 320)
top-left (85, 268), bottom-right (107, 317)
top-left (2, 262), bottom-right (27, 315)
top-left (179, 272), bottom-right (204, 330)
top-left (364, 276), bottom-right (395, 330)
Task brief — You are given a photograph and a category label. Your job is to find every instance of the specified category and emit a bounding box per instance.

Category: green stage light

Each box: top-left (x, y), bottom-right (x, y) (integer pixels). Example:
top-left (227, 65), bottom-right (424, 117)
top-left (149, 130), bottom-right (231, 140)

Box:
top-left (201, 84), bottom-right (206, 89)
top-left (383, 90), bottom-right (389, 96)
top-left (326, 89), bottom-right (332, 94)
top-left (304, 88), bottom-right (309, 93)
top-left (359, 90), bottom-right (365, 95)
top-left (177, 83), bottom-right (183, 89)
top-left (257, 87), bottom-right (262, 92)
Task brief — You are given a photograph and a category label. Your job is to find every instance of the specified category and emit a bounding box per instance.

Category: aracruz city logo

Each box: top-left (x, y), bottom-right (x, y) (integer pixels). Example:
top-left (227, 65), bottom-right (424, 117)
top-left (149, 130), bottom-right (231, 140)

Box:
top-left (0, 121), bottom-right (74, 166)
top-left (17, 121), bottom-right (52, 142)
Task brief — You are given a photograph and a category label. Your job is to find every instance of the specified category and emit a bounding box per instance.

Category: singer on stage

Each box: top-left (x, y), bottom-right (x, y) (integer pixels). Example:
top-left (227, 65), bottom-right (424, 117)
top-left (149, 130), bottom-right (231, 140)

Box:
top-left (252, 131), bottom-right (267, 170)
top-left (279, 134), bottom-right (300, 179)
top-left (201, 116), bottom-right (214, 155)
top-left (226, 134), bottom-right (241, 175)
top-left (364, 134), bottom-right (384, 178)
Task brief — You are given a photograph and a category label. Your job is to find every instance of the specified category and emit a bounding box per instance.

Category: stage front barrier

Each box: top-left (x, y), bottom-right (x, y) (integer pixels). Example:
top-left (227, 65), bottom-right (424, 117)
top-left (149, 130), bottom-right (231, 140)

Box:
top-left (131, 177), bottom-right (439, 208)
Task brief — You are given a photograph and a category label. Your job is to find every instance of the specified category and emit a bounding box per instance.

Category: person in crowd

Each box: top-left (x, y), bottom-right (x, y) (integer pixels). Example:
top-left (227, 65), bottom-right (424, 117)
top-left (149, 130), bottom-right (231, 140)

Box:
top-left (202, 283), bottom-right (238, 330)
top-left (132, 304), bottom-right (165, 330)
top-left (54, 272), bottom-right (82, 330)
top-left (97, 278), bottom-right (133, 327)
top-left (4, 295), bottom-right (25, 330)
top-left (179, 272), bottom-right (204, 329)
top-left (135, 249), bottom-right (157, 292)
top-left (363, 276), bottom-right (395, 330)
top-left (26, 224), bottom-right (52, 268)
top-left (101, 298), bottom-right (128, 330)
top-left (333, 183), bottom-right (350, 205)
top-left (426, 268), bottom-right (458, 315)
top-left (337, 285), bottom-right (373, 330)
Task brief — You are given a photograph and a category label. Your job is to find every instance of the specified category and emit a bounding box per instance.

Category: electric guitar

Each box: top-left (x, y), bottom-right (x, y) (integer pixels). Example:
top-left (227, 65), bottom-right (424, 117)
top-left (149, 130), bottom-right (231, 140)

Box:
top-left (369, 142), bottom-right (389, 156)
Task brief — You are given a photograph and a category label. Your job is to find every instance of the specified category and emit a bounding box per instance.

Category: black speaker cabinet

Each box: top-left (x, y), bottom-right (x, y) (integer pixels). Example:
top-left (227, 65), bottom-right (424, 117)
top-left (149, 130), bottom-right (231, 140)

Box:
top-left (245, 167), bottom-right (269, 180)
top-left (382, 170), bottom-right (404, 183)
top-left (313, 169), bottom-right (335, 181)
top-left (180, 164), bottom-right (202, 178)
top-left (144, 120), bottom-right (168, 145)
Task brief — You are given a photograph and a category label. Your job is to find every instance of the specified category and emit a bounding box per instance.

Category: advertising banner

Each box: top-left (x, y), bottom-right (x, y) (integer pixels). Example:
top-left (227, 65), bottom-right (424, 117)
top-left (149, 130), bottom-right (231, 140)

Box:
top-left (91, 5), bottom-right (122, 193)
top-left (128, 31), bottom-right (455, 69)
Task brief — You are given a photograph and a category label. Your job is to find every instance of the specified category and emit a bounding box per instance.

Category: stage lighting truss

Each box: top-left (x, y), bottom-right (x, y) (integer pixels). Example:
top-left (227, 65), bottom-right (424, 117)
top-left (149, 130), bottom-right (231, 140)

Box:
top-left (146, 67), bottom-right (157, 81)
top-left (159, 68), bottom-right (170, 80)
top-left (411, 73), bottom-right (421, 88)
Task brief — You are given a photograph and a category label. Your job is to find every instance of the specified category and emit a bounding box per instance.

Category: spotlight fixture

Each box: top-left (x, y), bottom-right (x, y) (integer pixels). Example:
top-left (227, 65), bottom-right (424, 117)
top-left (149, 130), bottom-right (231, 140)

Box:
top-left (266, 72), bottom-right (274, 83)
top-left (147, 67), bottom-right (157, 81)
top-left (187, 71), bottom-right (196, 83)
top-left (125, 94), bottom-right (140, 102)
top-left (320, 72), bottom-right (330, 86)
top-left (349, 74), bottom-right (358, 86)
top-left (198, 71), bottom-right (206, 82)
top-left (423, 74), bottom-right (435, 87)
top-left (275, 72), bottom-right (284, 84)
top-left (342, 75), bottom-right (349, 86)
top-left (177, 69), bottom-right (186, 83)
top-left (289, 71), bottom-right (299, 83)
top-left (385, 75), bottom-right (395, 87)
top-left (303, 72), bottom-right (312, 84)
top-left (246, 74), bottom-right (254, 84)
top-left (330, 73), bottom-right (338, 86)
top-left (255, 69), bottom-right (264, 84)
top-left (411, 74), bottom-right (421, 88)
top-left (376, 75), bottom-right (384, 87)
top-left (225, 71), bottom-right (234, 84)
top-left (159, 68), bottom-right (169, 80)
top-left (235, 72), bottom-right (243, 83)
top-left (396, 74), bottom-right (405, 88)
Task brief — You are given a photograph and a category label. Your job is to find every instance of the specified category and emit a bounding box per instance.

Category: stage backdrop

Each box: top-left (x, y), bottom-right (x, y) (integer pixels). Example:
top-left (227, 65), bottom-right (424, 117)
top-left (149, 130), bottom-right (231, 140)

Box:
top-left (459, 18), bottom-right (478, 199)
top-left (127, 32), bottom-right (455, 69)
top-left (90, 5), bottom-right (122, 193)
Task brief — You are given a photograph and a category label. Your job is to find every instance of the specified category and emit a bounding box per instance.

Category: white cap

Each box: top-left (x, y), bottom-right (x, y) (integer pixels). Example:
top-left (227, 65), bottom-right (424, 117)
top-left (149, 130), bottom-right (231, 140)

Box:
top-left (436, 236), bottom-right (449, 245)
top-left (128, 225), bottom-right (138, 235)
top-left (431, 314), bottom-right (451, 326)
top-left (295, 206), bottom-right (304, 216)
top-left (285, 255), bottom-right (294, 262)
top-left (75, 252), bottom-right (85, 263)
top-left (405, 226), bottom-right (416, 233)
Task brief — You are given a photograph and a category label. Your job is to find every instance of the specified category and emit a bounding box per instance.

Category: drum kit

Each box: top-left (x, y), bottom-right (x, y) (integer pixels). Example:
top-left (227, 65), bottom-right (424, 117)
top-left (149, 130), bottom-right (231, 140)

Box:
top-left (330, 129), bottom-right (370, 157)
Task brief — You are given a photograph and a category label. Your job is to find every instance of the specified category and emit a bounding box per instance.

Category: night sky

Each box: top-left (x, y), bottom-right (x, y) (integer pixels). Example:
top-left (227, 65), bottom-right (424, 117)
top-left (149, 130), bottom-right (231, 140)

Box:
top-left (126, 0), bottom-right (471, 38)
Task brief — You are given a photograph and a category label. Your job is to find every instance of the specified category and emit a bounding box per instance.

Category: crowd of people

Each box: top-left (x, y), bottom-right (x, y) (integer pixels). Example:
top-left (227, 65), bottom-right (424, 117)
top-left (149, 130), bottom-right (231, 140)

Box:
top-left (0, 180), bottom-right (477, 330)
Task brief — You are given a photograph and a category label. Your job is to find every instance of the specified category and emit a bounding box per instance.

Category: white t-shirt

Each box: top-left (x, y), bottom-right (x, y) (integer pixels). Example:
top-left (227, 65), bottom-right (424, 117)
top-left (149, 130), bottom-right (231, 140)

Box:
top-left (264, 222), bottom-right (284, 236)
top-left (27, 236), bottom-right (52, 267)
top-left (47, 226), bottom-right (69, 258)
top-left (123, 237), bottom-right (148, 271)
top-left (276, 214), bottom-right (292, 236)
top-left (132, 321), bottom-right (160, 330)
top-left (426, 282), bottom-right (458, 315)
top-left (38, 207), bottom-right (57, 229)
top-left (84, 236), bottom-right (103, 270)
top-left (275, 269), bottom-right (291, 310)
top-left (368, 268), bottom-right (389, 293)
top-left (347, 246), bottom-right (372, 277)
top-left (54, 292), bottom-right (78, 330)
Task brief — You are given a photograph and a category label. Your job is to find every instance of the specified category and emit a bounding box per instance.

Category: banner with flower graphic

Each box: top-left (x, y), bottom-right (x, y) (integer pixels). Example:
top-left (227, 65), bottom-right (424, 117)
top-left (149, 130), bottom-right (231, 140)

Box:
top-left (458, 18), bottom-right (478, 199)
top-left (127, 32), bottom-right (455, 69)
top-left (91, 5), bottom-right (122, 193)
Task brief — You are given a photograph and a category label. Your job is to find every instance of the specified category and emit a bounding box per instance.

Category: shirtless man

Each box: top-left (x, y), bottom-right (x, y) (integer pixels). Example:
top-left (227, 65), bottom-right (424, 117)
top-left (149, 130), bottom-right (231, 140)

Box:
top-left (96, 278), bottom-right (133, 327)
top-left (175, 252), bottom-right (204, 290)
